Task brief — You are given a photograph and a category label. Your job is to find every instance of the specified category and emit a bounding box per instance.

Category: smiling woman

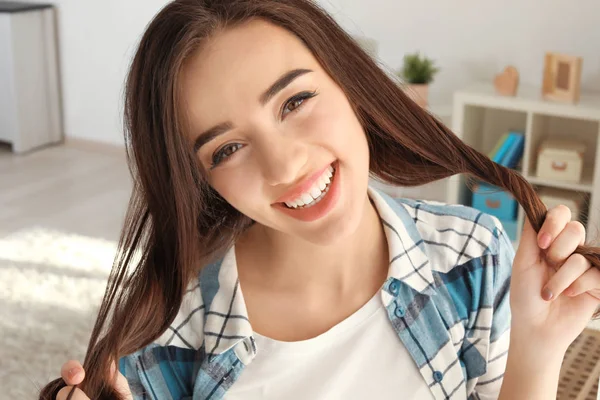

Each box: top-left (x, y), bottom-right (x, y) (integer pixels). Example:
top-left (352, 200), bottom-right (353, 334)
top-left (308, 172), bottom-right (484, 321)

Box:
top-left (185, 20), bottom-right (370, 242)
top-left (39, 1), bottom-right (600, 400)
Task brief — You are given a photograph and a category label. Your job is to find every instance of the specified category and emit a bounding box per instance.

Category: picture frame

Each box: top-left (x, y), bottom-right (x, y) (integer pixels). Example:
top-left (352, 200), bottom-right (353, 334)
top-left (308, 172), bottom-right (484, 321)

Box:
top-left (542, 52), bottom-right (583, 104)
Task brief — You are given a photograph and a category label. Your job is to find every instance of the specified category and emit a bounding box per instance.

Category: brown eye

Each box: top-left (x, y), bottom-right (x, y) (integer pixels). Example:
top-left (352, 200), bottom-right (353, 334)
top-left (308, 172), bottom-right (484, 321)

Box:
top-left (211, 143), bottom-right (243, 167)
top-left (281, 90), bottom-right (318, 118)
top-left (284, 98), bottom-right (304, 114)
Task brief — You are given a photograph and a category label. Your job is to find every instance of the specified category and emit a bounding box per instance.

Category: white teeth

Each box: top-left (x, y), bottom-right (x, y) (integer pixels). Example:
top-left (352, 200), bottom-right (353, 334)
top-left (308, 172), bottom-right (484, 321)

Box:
top-left (301, 193), bottom-right (313, 204)
top-left (310, 186), bottom-right (322, 199)
top-left (318, 177), bottom-right (326, 191)
top-left (283, 163), bottom-right (336, 209)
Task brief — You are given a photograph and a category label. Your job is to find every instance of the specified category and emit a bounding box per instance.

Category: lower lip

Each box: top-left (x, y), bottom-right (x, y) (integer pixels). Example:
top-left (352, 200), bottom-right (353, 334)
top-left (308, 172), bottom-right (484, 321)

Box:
top-left (272, 162), bottom-right (341, 222)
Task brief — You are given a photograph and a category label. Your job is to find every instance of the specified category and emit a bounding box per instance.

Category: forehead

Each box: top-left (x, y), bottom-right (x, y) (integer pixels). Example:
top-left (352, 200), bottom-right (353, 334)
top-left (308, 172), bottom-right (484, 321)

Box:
top-left (181, 20), bottom-right (321, 131)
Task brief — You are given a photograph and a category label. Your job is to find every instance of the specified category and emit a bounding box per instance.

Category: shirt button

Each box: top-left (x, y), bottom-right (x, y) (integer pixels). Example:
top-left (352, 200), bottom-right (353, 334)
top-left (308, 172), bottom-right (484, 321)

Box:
top-left (433, 371), bottom-right (443, 382)
top-left (389, 280), bottom-right (400, 296)
top-left (394, 305), bottom-right (405, 318)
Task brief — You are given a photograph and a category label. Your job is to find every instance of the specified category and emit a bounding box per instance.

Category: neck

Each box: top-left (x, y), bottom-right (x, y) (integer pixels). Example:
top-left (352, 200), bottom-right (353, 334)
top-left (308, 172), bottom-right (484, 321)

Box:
top-left (237, 191), bottom-right (389, 299)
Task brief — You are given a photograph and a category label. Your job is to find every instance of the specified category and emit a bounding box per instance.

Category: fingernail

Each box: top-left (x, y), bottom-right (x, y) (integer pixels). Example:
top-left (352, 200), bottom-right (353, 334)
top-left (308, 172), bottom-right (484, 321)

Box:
top-left (539, 233), bottom-right (551, 249)
top-left (542, 287), bottom-right (554, 301)
top-left (68, 367), bottom-right (80, 379)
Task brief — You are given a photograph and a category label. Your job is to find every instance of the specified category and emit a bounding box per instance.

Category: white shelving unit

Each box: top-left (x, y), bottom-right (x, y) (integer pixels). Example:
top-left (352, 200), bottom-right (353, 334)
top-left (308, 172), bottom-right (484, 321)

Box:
top-left (450, 82), bottom-right (600, 242)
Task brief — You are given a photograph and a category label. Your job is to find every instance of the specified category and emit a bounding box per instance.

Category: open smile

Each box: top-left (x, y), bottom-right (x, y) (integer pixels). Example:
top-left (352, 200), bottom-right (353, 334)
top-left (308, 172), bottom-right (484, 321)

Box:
top-left (282, 164), bottom-right (335, 209)
top-left (272, 161), bottom-right (340, 222)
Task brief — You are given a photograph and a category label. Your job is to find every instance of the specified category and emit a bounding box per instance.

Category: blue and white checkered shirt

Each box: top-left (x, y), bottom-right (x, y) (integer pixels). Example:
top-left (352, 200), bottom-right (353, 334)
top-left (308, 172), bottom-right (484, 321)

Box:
top-left (119, 187), bottom-right (514, 400)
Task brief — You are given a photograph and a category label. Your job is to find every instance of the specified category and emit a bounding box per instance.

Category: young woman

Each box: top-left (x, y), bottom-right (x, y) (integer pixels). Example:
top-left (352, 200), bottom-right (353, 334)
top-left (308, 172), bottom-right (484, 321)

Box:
top-left (43, 0), bottom-right (600, 399)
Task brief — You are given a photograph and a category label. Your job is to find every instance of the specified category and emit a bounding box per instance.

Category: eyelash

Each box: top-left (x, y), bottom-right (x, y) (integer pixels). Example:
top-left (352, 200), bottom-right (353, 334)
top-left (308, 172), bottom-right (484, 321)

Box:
top-left (210, 90), bottom-right (318, 168)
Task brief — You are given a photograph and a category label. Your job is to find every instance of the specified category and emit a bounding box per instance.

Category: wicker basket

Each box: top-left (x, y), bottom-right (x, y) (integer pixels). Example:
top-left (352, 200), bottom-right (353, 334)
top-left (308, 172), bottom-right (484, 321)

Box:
top-left (558, 328), bottom-right (600, 400)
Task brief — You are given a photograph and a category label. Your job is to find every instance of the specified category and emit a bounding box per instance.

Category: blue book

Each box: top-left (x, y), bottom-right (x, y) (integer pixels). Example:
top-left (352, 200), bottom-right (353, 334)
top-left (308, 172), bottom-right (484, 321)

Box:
top-left (488, 133), bottom-right (509, 159)
top-left (492, 133), bottom-right (516, 164)
top-left (500, 132), bottom-right (525, 168)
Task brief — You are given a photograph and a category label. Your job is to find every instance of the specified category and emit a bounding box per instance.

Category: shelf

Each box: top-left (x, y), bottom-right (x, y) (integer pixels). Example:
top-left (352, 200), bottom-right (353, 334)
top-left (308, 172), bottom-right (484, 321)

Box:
top-left (526, 113), bottom-right (599, 180)
top-left (526, 173), bottom-right (594, 193)
top-left (454, 83), bottom-right (600, 122)
top-left (459, 105), bottom-right (527, 158)
top-left (451, 82), bottom-right (600, 232)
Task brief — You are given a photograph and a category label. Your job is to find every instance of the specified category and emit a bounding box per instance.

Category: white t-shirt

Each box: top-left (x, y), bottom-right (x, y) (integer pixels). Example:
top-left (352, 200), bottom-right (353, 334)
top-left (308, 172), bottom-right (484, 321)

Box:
top-left (225, 293), bottom-right (435, 399)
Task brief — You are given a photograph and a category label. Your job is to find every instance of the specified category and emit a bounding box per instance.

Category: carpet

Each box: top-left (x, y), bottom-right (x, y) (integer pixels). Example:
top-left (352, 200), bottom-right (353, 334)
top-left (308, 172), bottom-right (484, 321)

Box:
top-left (0, 227), bottom-right (116, 398)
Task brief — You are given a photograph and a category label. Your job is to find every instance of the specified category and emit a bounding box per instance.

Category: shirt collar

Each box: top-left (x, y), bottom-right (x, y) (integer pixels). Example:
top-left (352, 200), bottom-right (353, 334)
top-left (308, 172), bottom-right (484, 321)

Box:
top-left (367, 187), bottom-right (436, 303)
top-left (199, 248), bottom-right (254, 359)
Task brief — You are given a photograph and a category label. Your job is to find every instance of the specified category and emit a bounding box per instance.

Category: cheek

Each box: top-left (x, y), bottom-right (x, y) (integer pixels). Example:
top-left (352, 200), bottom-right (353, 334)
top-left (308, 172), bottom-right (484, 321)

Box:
top-left (304, 93), bottom-right (368, 159)
top-left (209, 167), bottom-right (266, 216)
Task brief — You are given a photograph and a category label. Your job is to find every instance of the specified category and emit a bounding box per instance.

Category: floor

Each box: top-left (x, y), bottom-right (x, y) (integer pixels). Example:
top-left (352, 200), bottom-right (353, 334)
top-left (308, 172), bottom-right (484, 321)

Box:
top-left (0, 142), bottom-right (131, 240)
top-left (0, 142), bottom-right (131, 398)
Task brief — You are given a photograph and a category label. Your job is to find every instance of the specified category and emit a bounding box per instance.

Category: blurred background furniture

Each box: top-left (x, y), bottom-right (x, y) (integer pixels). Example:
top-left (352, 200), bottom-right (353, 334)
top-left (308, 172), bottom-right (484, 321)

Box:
top-left (0, 2), bottom-right (62, 153)
top-left (450, 82), bottom-right (600, 244)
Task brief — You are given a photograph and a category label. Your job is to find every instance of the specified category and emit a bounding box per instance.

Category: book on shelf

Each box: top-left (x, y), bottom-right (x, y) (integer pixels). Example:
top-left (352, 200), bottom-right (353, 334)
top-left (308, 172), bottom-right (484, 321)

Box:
top-left (491, 133), bottom-right (514, 164)
top-left (488, 131), bottom-right (525, 169)
top-left (487, 132), bottom-right (508, 159)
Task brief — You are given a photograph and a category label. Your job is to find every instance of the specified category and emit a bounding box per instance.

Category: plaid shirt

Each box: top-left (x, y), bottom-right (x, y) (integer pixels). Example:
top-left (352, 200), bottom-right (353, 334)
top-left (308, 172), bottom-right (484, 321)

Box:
top-left (119, 187), bottom-right (513, 400)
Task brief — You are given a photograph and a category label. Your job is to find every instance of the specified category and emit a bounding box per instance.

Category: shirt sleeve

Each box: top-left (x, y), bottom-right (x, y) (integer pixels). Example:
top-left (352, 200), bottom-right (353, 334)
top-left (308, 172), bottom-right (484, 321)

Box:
top-left (469, 223), bottom-right (514, 400)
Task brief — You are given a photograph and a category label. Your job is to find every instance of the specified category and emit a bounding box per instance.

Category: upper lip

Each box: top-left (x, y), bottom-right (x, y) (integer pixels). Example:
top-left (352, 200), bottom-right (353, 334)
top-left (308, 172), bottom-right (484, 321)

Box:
top-left (274, 163), bottom-right (333, 204)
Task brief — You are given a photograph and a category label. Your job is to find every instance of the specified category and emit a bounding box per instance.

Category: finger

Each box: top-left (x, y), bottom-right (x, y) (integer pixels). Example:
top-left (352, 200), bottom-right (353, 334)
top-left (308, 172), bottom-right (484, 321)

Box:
top-left (56, 386), bottom-right (90, 400)
top-left (60, 360), bottom-right (85, 386)
top-left (514, 218), bottom-right (540, 266)
top-left (545, 220), bottom-right (586, 267)
top-left (565, 267), bottom-right (600, 297)
top-left (542, 253), bottom-right (591, 301)
top-left (537, 205), bottom-right (572, 249)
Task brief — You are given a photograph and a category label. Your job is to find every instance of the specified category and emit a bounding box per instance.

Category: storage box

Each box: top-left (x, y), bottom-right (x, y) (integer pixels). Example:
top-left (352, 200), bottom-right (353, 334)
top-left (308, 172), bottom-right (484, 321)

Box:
top-left (538, 188), bottom-right (584, 222)
top-left (536, 139), bottom-right (585, 183)
top-left (472, 183), bottom-right (518, 221)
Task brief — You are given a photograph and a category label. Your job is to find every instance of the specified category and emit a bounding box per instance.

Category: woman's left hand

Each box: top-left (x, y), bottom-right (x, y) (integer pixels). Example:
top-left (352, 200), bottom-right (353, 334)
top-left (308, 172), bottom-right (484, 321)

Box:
top-left (510, 205), bottom-right (600, 354)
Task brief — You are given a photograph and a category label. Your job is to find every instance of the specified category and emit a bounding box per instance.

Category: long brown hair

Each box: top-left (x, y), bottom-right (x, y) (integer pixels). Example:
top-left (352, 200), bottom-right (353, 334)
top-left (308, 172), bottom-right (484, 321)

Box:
top-left (40, 0), bottom-right (600, 398)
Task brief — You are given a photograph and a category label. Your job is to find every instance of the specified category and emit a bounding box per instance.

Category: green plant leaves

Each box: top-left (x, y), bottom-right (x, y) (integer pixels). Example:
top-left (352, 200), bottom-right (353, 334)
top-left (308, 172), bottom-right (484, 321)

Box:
top-left (398, 52), bottom-right (440, 84)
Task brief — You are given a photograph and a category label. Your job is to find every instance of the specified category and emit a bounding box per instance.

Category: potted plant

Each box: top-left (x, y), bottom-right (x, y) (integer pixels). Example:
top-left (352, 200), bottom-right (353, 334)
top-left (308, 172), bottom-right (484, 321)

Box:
top-left (398, 52), bottom-right (440, 108)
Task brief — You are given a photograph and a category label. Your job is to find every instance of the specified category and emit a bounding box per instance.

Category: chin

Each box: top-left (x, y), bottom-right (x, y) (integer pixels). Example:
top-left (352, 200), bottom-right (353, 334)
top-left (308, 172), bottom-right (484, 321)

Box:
top-left (296, 196), bottom-right (365, 246)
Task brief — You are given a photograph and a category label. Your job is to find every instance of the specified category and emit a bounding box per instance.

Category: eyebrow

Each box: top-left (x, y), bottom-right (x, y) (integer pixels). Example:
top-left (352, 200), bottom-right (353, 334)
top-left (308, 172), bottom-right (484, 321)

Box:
top-left (193, 122), bottom-right (233, 153)
top-left (193, 68), bottom-right (313, 153)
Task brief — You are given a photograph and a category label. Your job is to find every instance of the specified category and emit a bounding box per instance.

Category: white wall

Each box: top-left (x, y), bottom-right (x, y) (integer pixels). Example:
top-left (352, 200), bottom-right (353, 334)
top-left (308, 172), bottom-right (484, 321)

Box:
top-left (2, 0), bottom-right (170, 146)
top-left (57, 0), bottom-right (172, 146)
top-left (319, 0), bottom-right (600, 108)
top-left (6, 1), bottom-right (600, 146)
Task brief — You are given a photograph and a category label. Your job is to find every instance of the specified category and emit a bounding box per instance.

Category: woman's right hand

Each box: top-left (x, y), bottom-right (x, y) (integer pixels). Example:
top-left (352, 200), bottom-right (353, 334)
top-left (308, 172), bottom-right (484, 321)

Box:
top-left (56, 360), bottom-right (132, 400)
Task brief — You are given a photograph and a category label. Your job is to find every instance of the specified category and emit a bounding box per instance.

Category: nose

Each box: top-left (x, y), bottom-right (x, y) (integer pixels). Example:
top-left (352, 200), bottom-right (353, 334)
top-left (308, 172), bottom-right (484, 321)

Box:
top-left (256, 135), bottom-right (308, 187)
